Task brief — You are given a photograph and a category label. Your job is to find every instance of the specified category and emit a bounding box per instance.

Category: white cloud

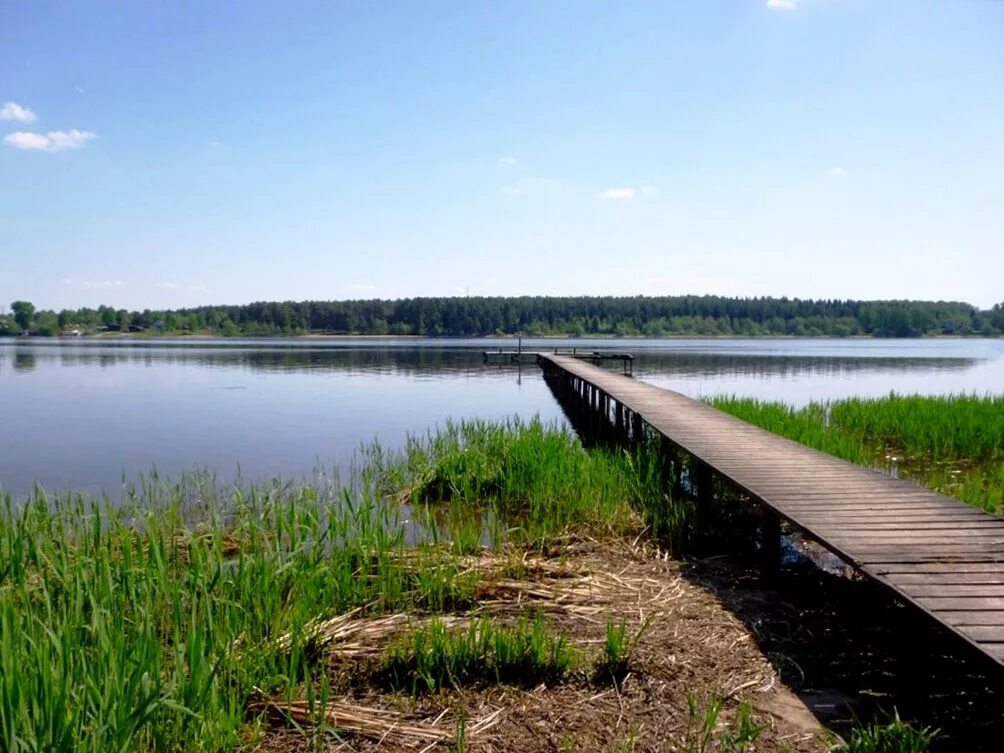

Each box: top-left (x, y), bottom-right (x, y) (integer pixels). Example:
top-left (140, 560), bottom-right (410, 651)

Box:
top-left (641, 185), bottom-right (657, 195)
top-left (0, 101), bottom-right (37, 123)
top-left (350, 283), bottom-right (375, 291)
top-left (4, 129), bottom-right (96, 152)
top-left (766, 0), bottom-right (798, 10)
top-left (59, 278), bottom-right (124, 289)
top-left (499, 156), bottom-right (516, 166)
top-left (826, 166), bottom-right (847, 177)
top-left (189, 285), bottom-right (209, 293)
top-left (600, 187), bottom-right (638, 200)
top-left (157, 281), bottom-right (180, 290)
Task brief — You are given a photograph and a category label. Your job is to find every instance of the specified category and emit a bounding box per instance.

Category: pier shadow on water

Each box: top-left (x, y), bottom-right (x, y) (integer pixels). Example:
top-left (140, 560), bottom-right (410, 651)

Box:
top-left (543, 367), bottom-right (1004, 751)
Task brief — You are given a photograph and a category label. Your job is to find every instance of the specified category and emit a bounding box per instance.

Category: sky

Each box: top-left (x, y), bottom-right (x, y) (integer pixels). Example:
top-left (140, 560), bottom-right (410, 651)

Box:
top-left (1, 0), bottom-right (1002, 312)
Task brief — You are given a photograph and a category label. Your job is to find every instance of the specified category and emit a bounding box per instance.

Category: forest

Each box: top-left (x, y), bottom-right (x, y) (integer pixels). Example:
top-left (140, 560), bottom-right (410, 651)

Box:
top-left (3, 295), bottom-right (1003, 338)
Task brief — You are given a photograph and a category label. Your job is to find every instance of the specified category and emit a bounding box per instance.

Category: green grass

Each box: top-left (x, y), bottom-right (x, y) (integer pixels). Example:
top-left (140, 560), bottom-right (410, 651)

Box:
top-left (380, 613), bottom-right (577, 694)
top-left (680, 693), bottom-right (765, 753)
top-left (709, 394), bottom-right (1004, 514)
top-left (834, 713), bottom-right (937, 753)
top-left (377, 417), bottom-right (642, 545)
top-left (0, 418), bottom-right (655, 752)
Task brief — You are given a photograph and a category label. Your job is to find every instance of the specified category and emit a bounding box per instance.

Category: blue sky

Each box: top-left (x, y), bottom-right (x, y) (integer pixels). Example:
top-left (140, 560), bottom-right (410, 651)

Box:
top-left (1, 0), bottom-right (1002, 312)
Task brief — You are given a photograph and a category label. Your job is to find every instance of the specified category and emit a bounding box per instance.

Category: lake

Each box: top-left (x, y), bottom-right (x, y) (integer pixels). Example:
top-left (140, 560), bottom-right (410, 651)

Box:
top-left (2, 337), bottom-right (1003, 500)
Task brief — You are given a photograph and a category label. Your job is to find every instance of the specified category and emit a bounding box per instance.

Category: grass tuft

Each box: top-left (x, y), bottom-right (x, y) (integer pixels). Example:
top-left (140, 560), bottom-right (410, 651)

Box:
top-left (380, 614), bottom-right (577, 694)
top-left (834, 712), bottom-right (937, 753)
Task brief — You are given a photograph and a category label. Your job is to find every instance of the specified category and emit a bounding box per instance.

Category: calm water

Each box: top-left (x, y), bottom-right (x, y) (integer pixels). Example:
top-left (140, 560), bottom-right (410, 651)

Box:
top-left (2, 337), bottom-right (1002, 500)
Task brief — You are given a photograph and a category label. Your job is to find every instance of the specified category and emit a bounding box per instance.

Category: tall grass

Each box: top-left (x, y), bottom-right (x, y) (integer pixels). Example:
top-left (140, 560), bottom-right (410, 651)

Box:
top-left (0, 418), bottom-right (648, 752)
top-left (373, 417), bottom-right (642, 545)
top-left (709, 394), bottom-right (1004, 514)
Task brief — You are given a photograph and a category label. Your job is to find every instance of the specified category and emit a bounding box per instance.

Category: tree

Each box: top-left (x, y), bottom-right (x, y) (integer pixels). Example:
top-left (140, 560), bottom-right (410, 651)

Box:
top-left (11, 301), bottom-right (34, 331)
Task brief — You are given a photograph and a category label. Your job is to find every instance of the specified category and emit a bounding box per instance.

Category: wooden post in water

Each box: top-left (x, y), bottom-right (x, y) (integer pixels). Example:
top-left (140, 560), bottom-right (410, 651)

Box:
top-left (631, 411), bottom-right (644, 449)
top-left (695, 461), bottom-right (713, 534)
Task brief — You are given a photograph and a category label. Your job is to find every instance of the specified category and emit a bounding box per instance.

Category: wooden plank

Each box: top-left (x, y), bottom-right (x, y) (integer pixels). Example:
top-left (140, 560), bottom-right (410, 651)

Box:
top-left (936, 611), bottom-right (1004, 627)
top-left (867, 562), bottom-right (1004, 575)
top-left (887, 573), bottom-right (1004, 586)
top-left (979, 643), bottom-right (1004, 663)
top-left (830, 523), bottom-right (1004, 532)
top-left (899, 584), bottom-right (1004, 598)
top-left (916, 596), bottom-right (1004, 610)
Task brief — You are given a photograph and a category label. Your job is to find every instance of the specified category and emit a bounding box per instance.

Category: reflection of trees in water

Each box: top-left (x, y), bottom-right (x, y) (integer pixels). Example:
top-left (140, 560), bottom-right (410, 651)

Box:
top-left (13, 350), bottom-right (37, 373)
top-left (45, 347), bottom-right (489, 376)
top-left (3, 345), bottom-right (981, 379)
top-left (633, 353), bottom-right (977, 379)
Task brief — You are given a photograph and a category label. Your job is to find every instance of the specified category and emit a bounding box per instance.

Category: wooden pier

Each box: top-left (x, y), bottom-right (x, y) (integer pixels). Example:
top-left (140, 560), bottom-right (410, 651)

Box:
top-left (483, 348), bottom-right (634, 374)
top-left (539, 353), bottom-right (1004, 670)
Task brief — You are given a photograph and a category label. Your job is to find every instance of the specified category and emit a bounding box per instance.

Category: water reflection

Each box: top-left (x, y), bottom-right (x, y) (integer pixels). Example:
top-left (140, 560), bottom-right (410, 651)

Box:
top-left (0, 341), bottom-right (988, 381)
top-left (635, 353), bottom-right (977, 379)
top-left (12, 350), bottom-right (37, 373)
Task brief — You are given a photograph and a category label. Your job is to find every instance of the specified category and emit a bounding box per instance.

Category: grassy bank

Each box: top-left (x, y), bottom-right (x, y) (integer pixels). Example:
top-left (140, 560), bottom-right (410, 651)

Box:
top-left (0, 420), bottom-right (651, 752)
top-left (708, 394), bottom-right (1004, 514)
top-left (0, 419), bottom-right (934, 752)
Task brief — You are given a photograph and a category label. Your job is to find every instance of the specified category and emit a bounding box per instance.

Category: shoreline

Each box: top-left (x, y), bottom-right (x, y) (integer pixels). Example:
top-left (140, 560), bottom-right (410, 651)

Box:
top-left (1, 332), bottom-right (998, 342)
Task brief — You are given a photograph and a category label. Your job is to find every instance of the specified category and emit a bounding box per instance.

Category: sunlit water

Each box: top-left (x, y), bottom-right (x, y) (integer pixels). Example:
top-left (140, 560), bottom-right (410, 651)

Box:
top-left (1, 337), bottom-right (1002, 500)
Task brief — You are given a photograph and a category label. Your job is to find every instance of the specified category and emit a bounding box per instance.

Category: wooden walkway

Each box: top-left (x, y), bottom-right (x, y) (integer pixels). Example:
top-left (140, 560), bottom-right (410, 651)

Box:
top-left (539, 353), bottom-right (1004, 668)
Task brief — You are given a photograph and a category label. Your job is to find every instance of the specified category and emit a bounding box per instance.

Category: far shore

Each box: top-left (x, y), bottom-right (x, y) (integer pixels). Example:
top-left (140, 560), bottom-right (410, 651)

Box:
top-left (1, 331), bottom-right (998, 342)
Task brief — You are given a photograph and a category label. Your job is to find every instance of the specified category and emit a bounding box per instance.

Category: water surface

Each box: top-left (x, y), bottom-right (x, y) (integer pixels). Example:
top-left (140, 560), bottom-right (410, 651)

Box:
top-left (2, 337), bottom-right (1002, 500)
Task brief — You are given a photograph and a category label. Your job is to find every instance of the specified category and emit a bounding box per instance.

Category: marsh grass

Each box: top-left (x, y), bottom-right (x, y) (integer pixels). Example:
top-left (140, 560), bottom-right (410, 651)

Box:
top-left (379, 614), bottom-right (577, 694)
top-left (710, 394), bottom-right (1004, 513)
top-left (382, 418), bottom-right (641, 545)
top-left (0, 418), bottom-right (647, 752)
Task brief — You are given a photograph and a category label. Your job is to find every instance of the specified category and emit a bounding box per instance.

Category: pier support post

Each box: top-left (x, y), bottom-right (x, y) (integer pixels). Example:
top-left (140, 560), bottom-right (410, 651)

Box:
top-left (631, 411), bottom-right (644, 449)
top-left (695, 462), bottom-right (713, 535)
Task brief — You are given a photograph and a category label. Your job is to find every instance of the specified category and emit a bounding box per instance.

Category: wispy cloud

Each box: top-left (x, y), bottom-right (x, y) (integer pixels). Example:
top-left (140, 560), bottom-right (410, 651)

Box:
top-left (350, 283), bottom-right (375, 291)
top-left (0, 101), bottom-right (37, 123)
top-left (499, 156), bottom-right (516, 166)
top-left (600, 187), bottom-right (638, 200)
top-left (59, 278), bottom-right (125, 289)
top-left (766, 0), bottom-right (798, 10)
top-left (4, 129), bottom-right (95, 152)
top-left (157, 281), bottom-right (180, 290)
top-left (826, 166), bottom-right (847, 177)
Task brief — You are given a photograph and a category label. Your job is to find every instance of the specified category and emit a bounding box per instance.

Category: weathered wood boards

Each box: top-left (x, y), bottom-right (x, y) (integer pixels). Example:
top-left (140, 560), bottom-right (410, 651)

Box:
top-left (539, 353), bottom-right (1004, 671)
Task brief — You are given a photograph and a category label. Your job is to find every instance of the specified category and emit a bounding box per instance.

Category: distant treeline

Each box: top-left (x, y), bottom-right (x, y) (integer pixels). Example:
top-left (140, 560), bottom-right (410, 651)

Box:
top-left (3, 296), bottom-right (1004, 338)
